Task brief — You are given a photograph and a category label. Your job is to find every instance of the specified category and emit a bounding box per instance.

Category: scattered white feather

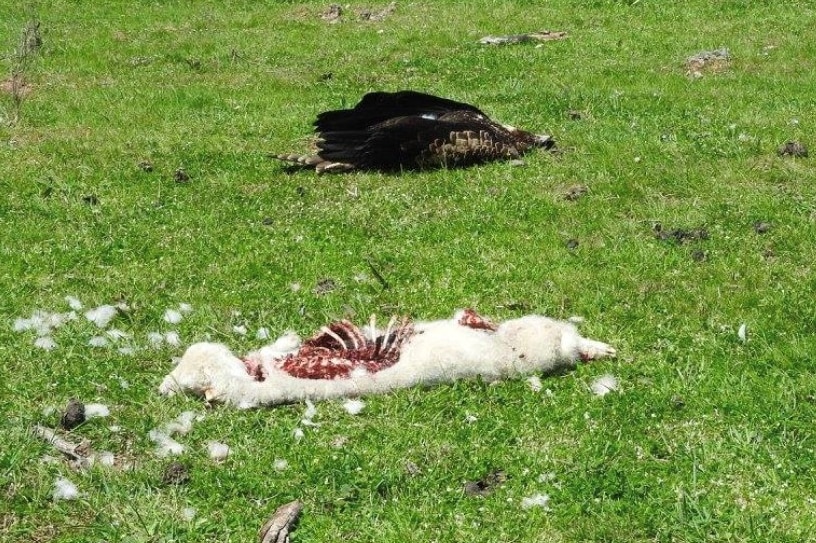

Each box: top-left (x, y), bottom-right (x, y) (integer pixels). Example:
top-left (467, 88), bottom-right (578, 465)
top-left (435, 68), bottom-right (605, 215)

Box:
top-left (591, 374), bottom-right (619, 397)
top-left (66, 295), bottom-right (83, 310)
top-left (527, 375), bottom-right (543, 392)
top-left (273, 458), bottom-right (289, 471)
top-left (521, 493), bottom-right (551, 510)
top-left (342, 399), bottom-right (365, 415)
top-left (181, 507), bottom-right (197, 522)
top-left (147, 331), bottom-right (164, 347)
top-left (178, 303), bottom-right (193, 314)
top-left (738, 323), bottom-right (747, 343)
top-left (148, 429), bottom-right (185, 457)
top-left (292, 428), bottom-right (305, 442)
top-left (164, 331), bottom-right (182, 347)
top-left (232, 325), bottom-right (248, 336)
top-left (303, 399), bottom-right (317, 420)
top-left (96, 451), bottom-right (116, 467)
top-left (85, 305), bottom-right (118, 328)
top-left (256, 327), bottom-right (270, 340)
top-left (84, 403), bottom-right (110, 418)
top-left (106, 328), bottom-right (130, 341)
top-left (117, 346), bottom-right (136, 356)
top-left (88, 336), bottom-right (110, 348)
top-left (53, 477), bottom-right (80, 501)
top-left (164, 309), bottom-right (183, 324)
top-left (34, 336), bottom-right (57, 351)
top-left (164, 411), bottom-right (198, 435)
top-left (207, 441), bottom-right (230, 462)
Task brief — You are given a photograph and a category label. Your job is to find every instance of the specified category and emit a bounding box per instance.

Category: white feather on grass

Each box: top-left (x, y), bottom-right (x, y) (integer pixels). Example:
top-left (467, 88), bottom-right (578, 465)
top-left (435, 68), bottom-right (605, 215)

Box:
top-left (178, 303), bottom-right (193, 314)
top-left (527, 375), bottom-right (543, 392)
top-left (342, 399), bottom-right (365, 415)
top-left (65, 295), bottom-right (83, 310)
top-left (520, 493), bottom-right (551, 510)
top-left (164, 309), bottom-right (183, 324)
top-left (147, 332), bottom-right (164, 347)
top-left (164, 331), bottom-right (182, 347)
top-left (292, 428), bottom-right (305, 442)
top-left (96, 451), bottom-right (116, 467)
top-left (207, 441), bottom-right (230, 462)
top-left (590, 374), bottom-right (619, 397)
top-left (232, 325), bottom-right (248, 336)
top-left (53, 477), bottom-right (80, 501)
top-left (34, 336), bottom-right (57, 351)
top-left (148, 429), bottom-right (185, 457)
top-left (181, 507), bottom-right (197, 522)
top-left (273, 458), bottom-right (289, 471)
top-left (85, 403), bottom-right (110, 418)
top-left (88, 336), bottom-right (109, 348)
top-left (85, 305), bottom-right (118, 328)
top-left (738, 323), bottom-right (747, 343)
top-left (106, 328), bottom-right (130, 341)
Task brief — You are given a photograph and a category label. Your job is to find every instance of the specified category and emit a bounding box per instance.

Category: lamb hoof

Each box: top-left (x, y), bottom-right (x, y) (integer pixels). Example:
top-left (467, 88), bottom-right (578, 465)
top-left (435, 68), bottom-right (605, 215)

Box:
top-left (578, 338), bottom-right (616, 361)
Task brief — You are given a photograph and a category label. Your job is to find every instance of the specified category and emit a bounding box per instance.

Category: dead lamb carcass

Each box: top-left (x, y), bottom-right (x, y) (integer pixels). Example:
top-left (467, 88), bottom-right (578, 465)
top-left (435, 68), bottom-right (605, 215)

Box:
top-left (159, 309), bottom-right (616, 408)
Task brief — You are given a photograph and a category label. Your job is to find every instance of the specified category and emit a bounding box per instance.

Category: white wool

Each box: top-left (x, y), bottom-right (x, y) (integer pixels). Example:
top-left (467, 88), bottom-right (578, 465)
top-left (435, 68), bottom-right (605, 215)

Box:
top-left (521, 493), bottom-right (551, 510)
top-left (207, 441), bottom-right (230, 462)
top-left (738, 323), bottom-right (747, 343)
top-left (15, 311), bottom-right (55, 336)
top-left (303, 399), bottom-right (317, 420)
top-left (567, 316), bottom-right (585, 324)
top-left (292, 428), bottom-right (305, 442)
top-left (164, 331), bottom-right (182, 347)
top-left (164, 411), bottom-right (198, 435)
top-left (106, 328), bottom-right (130, 341)
top-left (53, 477), bottom-right (80, 501)
top-left (13, 316), bottom-right (31, 332)
top-left (148, 429), bottom-right (185, 457)
top-left (527, 375), bottom-right (543, 392)
top-left (273, 458), bottom-right (289, 471)
top-left (109, 425), bottom-right (121, 433)
top-left (85, 403), bottom-right (110, 418)
top-left (34, 336), bottom-right (57, 351)
top-left (147, 332), bottom-right (164, 347)
top-left (232, 325), bottom-right (247, 336)
top-left (164, 309), bottom-right (183, 324)
top-left (85, 305), bottom-right (118, 328)
top-left (181, 507), bottom-right (197, 522)
top-left (178, 303), bottom-right (193, 314)
top-left (96, 451), bottom-right (116, 467)
top-left (66, 295), bottom-right (83, 310)
top-left (342, 399), bottom-right (365, 415)
top-left (88, 336), bottom-right (110, 348)
top-left (118, 346), bottom-right (136, 356)
top-left (256, 327), bottom-right (270, 340)
top-left (465, 414), bottom-right (478, 424)
top-left (84, 403), bottom-right (110, 418)
top-left (118, 377), bottom-right (130, 389)
top-left (591, 374), bottom-right (619, 397)
top-left (289, 282), bottom-right (301, 292)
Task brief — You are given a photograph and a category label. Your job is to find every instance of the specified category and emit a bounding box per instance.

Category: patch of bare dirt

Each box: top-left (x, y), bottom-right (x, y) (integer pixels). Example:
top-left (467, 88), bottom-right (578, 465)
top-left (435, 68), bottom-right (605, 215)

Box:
top-left (686, 48), bottom-right (730, 78)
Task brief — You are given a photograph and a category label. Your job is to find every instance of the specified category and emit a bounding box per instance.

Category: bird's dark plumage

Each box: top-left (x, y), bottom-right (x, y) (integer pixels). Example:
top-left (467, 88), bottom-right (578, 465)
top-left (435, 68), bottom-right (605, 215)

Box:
top-left (276, 91), bottom-right (554, 173)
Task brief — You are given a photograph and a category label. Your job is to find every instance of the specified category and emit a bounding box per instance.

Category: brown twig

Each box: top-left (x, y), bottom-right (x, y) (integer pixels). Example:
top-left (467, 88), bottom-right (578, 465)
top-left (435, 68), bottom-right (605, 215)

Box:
top-left (259, 501), bottom-right (303, 543)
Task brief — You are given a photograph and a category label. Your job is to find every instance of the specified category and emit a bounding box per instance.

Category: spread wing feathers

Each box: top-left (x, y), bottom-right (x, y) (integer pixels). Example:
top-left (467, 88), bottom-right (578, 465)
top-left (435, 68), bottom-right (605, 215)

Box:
top-left (315, 90), bottom-right (487, 133)
top-left (275, 90), bottom-right (554, 173)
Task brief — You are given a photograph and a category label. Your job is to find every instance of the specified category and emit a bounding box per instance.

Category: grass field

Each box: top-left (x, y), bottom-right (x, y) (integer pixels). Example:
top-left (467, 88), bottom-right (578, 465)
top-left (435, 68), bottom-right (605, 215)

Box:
top-left (2, 1), bottom-right (815, 541)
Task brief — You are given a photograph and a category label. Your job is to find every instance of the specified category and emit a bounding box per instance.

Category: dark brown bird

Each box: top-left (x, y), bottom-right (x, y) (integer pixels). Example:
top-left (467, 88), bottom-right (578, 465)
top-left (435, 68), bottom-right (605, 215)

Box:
top-left (275, 90), bottom-right (554, 173)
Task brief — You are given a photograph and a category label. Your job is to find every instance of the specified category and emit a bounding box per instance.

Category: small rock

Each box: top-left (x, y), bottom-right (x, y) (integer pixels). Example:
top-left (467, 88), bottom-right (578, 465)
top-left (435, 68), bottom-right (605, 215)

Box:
top-left (60, 399), bottom-right (86, 430)
top-left (777, 141), bottom-right (808, 158)
top-left (162, 461), bottom-right (190, 485)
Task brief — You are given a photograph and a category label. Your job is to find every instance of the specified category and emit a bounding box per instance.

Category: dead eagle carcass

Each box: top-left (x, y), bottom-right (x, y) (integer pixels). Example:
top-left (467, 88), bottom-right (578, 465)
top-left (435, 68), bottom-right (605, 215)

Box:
top-left (275, 91), bottom-right (555, 173)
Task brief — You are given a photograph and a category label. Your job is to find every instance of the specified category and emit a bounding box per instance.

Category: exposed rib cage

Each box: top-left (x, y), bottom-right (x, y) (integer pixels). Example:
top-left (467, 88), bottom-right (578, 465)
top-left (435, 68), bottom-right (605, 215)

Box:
top-left (277, 317), bottom-right (415, 380)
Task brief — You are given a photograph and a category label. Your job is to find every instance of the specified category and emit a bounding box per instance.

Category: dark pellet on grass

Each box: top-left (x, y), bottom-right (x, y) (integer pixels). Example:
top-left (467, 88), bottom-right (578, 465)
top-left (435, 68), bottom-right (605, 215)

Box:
top-left (60, 398), bottom-right (85, 430)
top-left (564, 184), bottom-right (588, 201)
top-left (162, 461), bottom-right (190, 485)
top-left (753, 221), bottom-right (772, 234)
top-left (173, 169), bottom-right (190, 183)
top-left (566, 239), bottom-right (579, 250)
top-left (137, 160), bottom-right (154, 172)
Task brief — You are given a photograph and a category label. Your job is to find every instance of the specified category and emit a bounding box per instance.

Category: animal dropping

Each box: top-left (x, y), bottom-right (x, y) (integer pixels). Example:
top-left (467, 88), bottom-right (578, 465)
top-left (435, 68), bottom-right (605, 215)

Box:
top-left (275, 91), bottom-right (555, 173)
top-left (159, 309), bottom-right (615, 409)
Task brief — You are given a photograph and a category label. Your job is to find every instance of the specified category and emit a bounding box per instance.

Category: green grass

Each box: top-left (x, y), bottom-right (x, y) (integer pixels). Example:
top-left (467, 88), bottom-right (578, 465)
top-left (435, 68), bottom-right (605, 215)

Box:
top-left (2, 1), bottom-right (816, 541)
